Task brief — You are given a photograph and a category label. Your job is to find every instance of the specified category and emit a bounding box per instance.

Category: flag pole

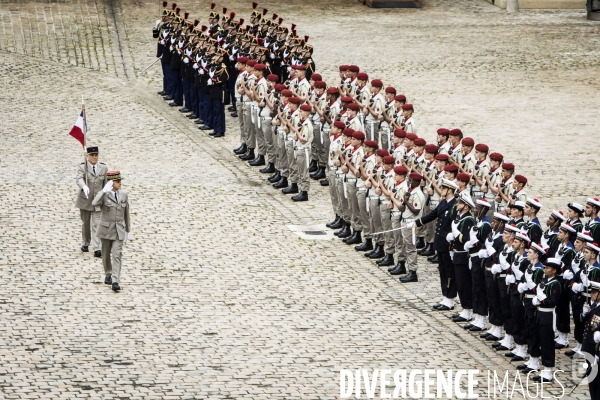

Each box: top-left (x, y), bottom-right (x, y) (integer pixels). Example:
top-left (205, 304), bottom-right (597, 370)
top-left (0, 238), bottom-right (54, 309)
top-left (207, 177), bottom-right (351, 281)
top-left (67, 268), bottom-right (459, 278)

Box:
top-left (82, 95), bottom-right (89, 196)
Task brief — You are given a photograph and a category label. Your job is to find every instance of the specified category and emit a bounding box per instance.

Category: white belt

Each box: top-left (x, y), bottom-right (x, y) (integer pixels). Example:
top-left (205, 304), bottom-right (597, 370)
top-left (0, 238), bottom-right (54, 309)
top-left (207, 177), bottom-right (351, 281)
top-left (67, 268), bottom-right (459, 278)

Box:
top-left (391, 211), bottom-right (402, 217)
top-left (261, 117), bottom-right (272, 121)
top-left (346, 178), bottom-right (357, 183)
top-left (381, 200), bottom-right (391, 205)
top-left (369, 196), bottom-right (380, 200)
top-left (498, 274), bottom-right (506, 277)
top-left (524, 294), bottom-right (536, 299)
top-left (357, 188), bottom-right (367, 193)
top-left (403, 218), bottom-right (415, 223)
top-left (537, 307), bottom-right (554, 312)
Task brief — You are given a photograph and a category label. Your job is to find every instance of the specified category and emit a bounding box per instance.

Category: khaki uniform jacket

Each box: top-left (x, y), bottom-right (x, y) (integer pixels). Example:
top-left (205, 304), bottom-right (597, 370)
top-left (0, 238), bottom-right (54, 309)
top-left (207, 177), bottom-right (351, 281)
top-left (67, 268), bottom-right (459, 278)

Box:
top-left (75, 162), bottom-right (108, 211)
top-left (92, 190), bottom-right (131, 241)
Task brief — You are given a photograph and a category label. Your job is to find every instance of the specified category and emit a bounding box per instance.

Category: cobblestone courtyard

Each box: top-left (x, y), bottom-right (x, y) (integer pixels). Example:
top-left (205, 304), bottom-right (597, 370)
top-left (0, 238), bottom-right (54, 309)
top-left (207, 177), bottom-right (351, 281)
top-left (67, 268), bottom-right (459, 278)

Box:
top-left (1, 0), bottom-right (599, 398)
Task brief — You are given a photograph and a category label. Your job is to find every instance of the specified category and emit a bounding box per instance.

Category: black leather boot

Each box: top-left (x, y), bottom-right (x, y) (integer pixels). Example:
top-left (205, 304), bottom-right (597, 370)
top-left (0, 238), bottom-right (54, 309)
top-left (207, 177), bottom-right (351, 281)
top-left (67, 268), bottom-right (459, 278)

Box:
top-left (308, 159), bottom-right (318, 173)
top-left (415, 236), bottom-right (425, 250)
top-left (421, 244), bottom-right (435, 257)
top-left (427, 253), bottom-right (439, 263)
top-left (260, 162), bottom-right (276, 174)
top-left (399, 270), bottom-right (418, 283)
top-left (320, 178), bottom-right (329, 186)
top-left (333, 220), bottom-right (347, 236)
top-left (389, 261), bottom-right (407, 275)
top-left (329, 216), bottom-right (344, 229)
top-left (345, 231), bottom-right (362, 245)
top-left (354, 238), bottom-right (373, 252)
top-left (239, 148), bottom-right (255, 161)
top-left (233, 143), bottom-right (247, 154)
top-left (249, 155), bottom-right (266, 166)
top-left (342, 230), bottom-right (357, 244)
top-left (282, 183), bottom-right (299, 194)
top-left (326, 215), bottom-right (340, 229)
top-left (417, 242), bottom-right (430, 256)
top-left (376, 253), bottom-right (394, 266)
top-left (310, 167), bottom-right (325, 180)
top-left (273, 177), bottom-right (288, 189)
top-left (337, 223), bottom-right (352, 238)
top-left (368, 244), bottom-right (385, 259)
top-left (291, 191), bottom-right (308, 202)
top-left (268, 170), bottom-right (281, 183)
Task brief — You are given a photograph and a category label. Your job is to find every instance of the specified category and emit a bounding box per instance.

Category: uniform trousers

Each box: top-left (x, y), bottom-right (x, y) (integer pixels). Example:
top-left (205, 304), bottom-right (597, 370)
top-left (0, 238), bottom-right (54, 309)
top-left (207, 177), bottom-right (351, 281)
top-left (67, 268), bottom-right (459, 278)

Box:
top-left (227, 75), bottom-right (237, 108)
top-left (380, 205), bottom-right (394, 255)
top-left (364, 119), bottom-right (380, 145)
top-left (484, 269), bottom-right (503, 327)
top-left (311, 123), bottom-right (322, 164)
top-left (212, 98), bottom-right (225, 134)
top-left (471, 256), bottom-right (488, 316)
top-left (498, 277), bottom-right (515, 336)
top-left (572, 295), bottom-right (586, 344)
top-left (391, 216), bottom-right (405, 262)
top-left (401, 224), bottom-right (418, 271)
top-left (200, 91), bottom-right (212, 128)
top-left (182, 79), bottom-right (191, 110)
top-left (555, 278), bottom-right (571, 335)
top-left (294, 148), bottom-right (310, 192)
top-left (317, 128), bottom-right (330, 168)
top-left (369, 197), bottom-right (384, 246)
top-left (454, 261), bottom-right (473, 309)
top-left (347, 183), bottom-right (362, 232)
top-left (253, 108), bottom-right (267, 156)
top-left (538, 315), bottom-right (556, 367)
top-left (172, 73), bottom-right (183, 105)
top-left (380, 125), bottom-right (392, 152)
top-left (80, 209), bottom-right (101, 251)
top-left (101, 239), bottom-right (123, 283)
top-left (242, 104), bottom-right (254, 148)
top-left (524, 302), bottom-right (542, 358)
top-left (236, 100), bottom-right (245, 142)
top-left (285, 139), bottom-right (298, 184)
top-left (161, 60), bottom-right (170, 93)
top-left (189, 85), bottom-right (197, 115)
top-left (510, 291), bottom-right (527, 345)
top-left (438, 251), bottom-right (457, 299)
top-left (261, 119), bottom-right (276, 164)
top-left (356, 189), bottom-right (370, 237)
top-left (328, 168), bottom-right (340, 217)
top-left (276, 130), bottom-right (287, 176)
top-left (425, 202), bottom-right (437, 244)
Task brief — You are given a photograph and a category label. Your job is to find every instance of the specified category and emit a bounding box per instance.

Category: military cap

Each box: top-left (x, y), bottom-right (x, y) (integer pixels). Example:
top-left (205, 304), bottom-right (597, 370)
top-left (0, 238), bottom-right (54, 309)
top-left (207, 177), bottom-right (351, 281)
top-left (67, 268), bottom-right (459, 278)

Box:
top-left (343, 128), bottom-right (355, 136)
top-left (356, 72), bottom-right (369, 80)
top-left (437, 128), bottom-right (450, 136)
top-left (406, 133), bottom-right (418, 141)
top-left (86, 146), bottom-right (99, 154)
top-left (401, 103), bottom-right (413, 111)
top-left (313, 81), bottom-right (326, 89)
top-left (425, 144), bottom-right (438, 154)
top-left (393, 129), bottom-right (406, 138)
top-left (475, 143), bottom-right (489, 152)
top-left (267, 74), bottom-right (279, 82)
top-left (444, 164), bottom-right (458, 173)
top-left (493, 212), bottom-right (510, 223)
top-left (376, 149), bottom-right (390, 157)
top-left (502, 162), bottom-right (515, 170)
top-left (489, 152), bottom-right (503, 161)
top-left (394, 166), bottom-right (408, 175)
top-left (434, 154), bottom-right (449, 161)
top-left (456, 172), bottom-right (470, 183)
top-left (352, 131), bottom-right (365, 140)
top-left (299, 104), bottom-right (312, 112)
top-left (414, 138), bottom-right (426, 146)
top-left (544, 257), bottom-right (562, 271)
top-left (568, 202), bottom-right (584, 214)
top-left (385, 86), bottom-right (397, 94)
top-left (347, 103), bottom-right (360, 111)
top-left (448, 129), bottom-right (462, 137)
top-left (526, 197), bottom-right (543, 209)
top-left (310, 73), bottom-right (322, 81)
top-left (587, 198), bottom-right (600, 208)
top-left (326, 87), bottom-right (339, 94)
top-left (280, 89), bottom-right (292, 97)
top-left (409, 172), bottom-right (423, 181)
top-left (364, 140), bottom-right (378, 148)
top-left (107, 170), bottom-right (123, 181)
top-left (288, 97), bottom-right (301, 104)
top-left (371, 79), bottom-right (383, 88)
top-left (333, 121), bottom-right (346, 129)
top-left (394, 94), bottom-right (406, 102)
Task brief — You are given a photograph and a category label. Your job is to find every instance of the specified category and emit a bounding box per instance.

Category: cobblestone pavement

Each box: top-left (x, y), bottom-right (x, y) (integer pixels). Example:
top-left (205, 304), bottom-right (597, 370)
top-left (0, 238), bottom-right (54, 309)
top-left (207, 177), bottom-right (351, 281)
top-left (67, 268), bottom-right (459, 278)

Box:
top-left (1, 0), bottom-right (599, 398)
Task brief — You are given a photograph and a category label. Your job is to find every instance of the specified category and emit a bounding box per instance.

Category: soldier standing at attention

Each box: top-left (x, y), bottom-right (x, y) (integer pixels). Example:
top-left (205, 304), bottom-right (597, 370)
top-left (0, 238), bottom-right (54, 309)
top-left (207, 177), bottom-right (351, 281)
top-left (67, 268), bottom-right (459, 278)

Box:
top-left (93, 171), bottom-right (131, 292)
top-left (76, 146), bottom-right (108, 257)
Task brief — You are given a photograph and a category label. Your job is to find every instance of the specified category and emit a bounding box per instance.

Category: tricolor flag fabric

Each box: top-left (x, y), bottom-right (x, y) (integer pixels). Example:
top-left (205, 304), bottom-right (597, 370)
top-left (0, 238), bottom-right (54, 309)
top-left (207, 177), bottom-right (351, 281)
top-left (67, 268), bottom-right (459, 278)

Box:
top-left (69, 111), bottom-right (86, 147)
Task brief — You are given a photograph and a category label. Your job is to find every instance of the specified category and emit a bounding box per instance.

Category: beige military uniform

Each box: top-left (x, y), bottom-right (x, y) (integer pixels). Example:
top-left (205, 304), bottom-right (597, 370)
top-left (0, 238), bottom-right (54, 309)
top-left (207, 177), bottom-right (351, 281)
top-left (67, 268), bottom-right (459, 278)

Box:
top-left (256, 77), bottom-right (274, 163)
top-left (285, 107), bottom-right (301, 184)
top-left (346, 145), bottom-right (365, 233)
top-left (295, 117), bottom-right (313, 192)
top-left (365, 92), bottom-right (384, 144)
top-left (275, 103), bottom-right (291, 180)
top-left (380, 101), bottom-right (395, 151)
top-left (328, 133), bottom-right (344, 218)
top-left (402, 187), bottom-right (425, 272)
top-left (369, 165), bottom-right (385, 247)
top-left (391, 180), bottom-right (409, 264)
top-left (235, 70), bottom-right (248, 143)
top-left (92, 189), bottom-right (131, 283)
top-left (243, 74), bottom-right (257, 149)
top-left (402, 116), bottom-right (417, 134)
top-left (76, 161), bottom-right (108, 251)
top-left (380, 169), bottom-right (396, 256)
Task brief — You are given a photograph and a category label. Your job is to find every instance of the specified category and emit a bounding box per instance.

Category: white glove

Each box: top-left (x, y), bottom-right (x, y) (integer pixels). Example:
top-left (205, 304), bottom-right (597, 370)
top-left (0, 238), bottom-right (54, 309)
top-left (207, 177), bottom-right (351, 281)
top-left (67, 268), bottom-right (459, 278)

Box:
top-left (517, 283), bottom-right (527, 293)
top-left (594, 331), bottom-right (600, 344)
top-left (183, 57), bottom-right (189, 64)
top-left (446, 232), bottom-right (455, 242)
top-left (193, 63), bottom-right (199, 70)
top-left (229, 55), bottom-right (234, 61)
top-left (532, 297), bottom-right (541, 306)
top-left (102, 180), bottom-right (113, 193)
top-left (478, 249), bottom-right (489, 259)
top-left (505, 275), bottom-right (516, 284)
top-left (452, 224), bottom-right (461, 238)
top-left (207, 79), bottom-right (213, 86)
top-left (270, 53), bottom-right (275, 60)
top-left (82, 185), bottom-right (89, 196)
top-left (536, 290), bottom-right (547, 301)
top-left (491, 264), bottom-right (502, 274)
top-left (563, 270), bottom-right (574, 280)
top-left (155, 19), bottom-right (160, 28)
top-left (124, 232), bottom-right (129, 243)
top-left (571, 282), bottom-right (584, 293)
top-left (406, 221), bottom-right (415, 229)
top-left (464, 240), bottom-right (476, 251)
top-left (581, 274), bottom-right (589, 287)
top-left (583, 304), bottom-right (590, 316)
top-left (199, 69), bottom-right (205, 75)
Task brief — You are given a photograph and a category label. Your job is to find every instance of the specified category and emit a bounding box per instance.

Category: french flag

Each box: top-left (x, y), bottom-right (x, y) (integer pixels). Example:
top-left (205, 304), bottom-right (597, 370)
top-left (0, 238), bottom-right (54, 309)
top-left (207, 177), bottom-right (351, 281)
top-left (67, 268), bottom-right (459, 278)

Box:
top-left (69, 111), bottom-right (86, 147)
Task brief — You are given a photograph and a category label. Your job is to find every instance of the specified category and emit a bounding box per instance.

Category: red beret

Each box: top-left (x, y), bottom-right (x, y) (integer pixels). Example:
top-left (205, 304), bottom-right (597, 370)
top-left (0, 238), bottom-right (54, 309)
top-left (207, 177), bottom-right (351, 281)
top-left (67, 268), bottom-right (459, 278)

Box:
top-left (348, 65), bottom-right (360, 73)
top-left (293, 64), bottom-right (306, 70)
top-left (342, 128), bottom-right (355, 136)
top-left (339, 65), bottom-right (349, 71)
top-left (288, 97), bottom-right (301, 104)
top-left (347, 103), bottom-right (360, 111)
top-left (489, 152), bottom-right (503, 161)
top-left (326, 87), bottom-right (339, 94)
top-left (393, 129), bottom-right (406, 138)
top-left (313, 81), bottom-right (326, 89)
top-left (409, 172), bottom-right (423, 181)
top-left (246, 60), bottom-right (257, 67)
top-left (437, 128), bottom-right (450, 136)
top-left (401, 103), bottom-right (413, 111)
top-left (274, 83), bottom-right (285, 91)
top-left (385, 86), bottom-right (397, 94)
top-left (383, 156), bottom-right (395, 165)
top-left (394, 94), bottom-right (407, 102)
top-left (425, 144), bottom-right (438, 154)
top-left (356, 72), bottom-right (369, 80)
top-left (254, 63), bottom-right (266, 71)
top-left (394, 166), bottom-right (408, 175)
top-left (333, 121), bottom-right (346, 129)
top-left (435, 154), bottom-right (449, 161)
top-left (502, 162), bottom-right (515, 170)
top-left (514, 174), bottom-right (527, 184)
top-left (444, 164), bottom-right (458, 173)
top-left (299, 104), bottom-right (312, 112)
top-left (281, 89), bottom-right (293, 97)
top-left (364, 140), bottom-right (378, 148)
top-left (371, 79), bottom-right (383, 88)
top-left (236, 56), bottom-right (248, 63)
top-left (352, 131), bottom-right (365, 140)
top-left (341, 96), bottom-right (353, 103)
top-left (475, 143), bottom-right (489, 152)
top-left (376, 149), bottom-right (390, 157)
top-left (448, 128), bottom-right (462, 137)
top-left (414, 138), bottom-right (426, 146)
top-left (267, 74), bottom-right (279, 82)
top-left (461, 137), bottom-right (474, 147)
top-left (456, 173), bottom-right (470, 183)
top-left (406, 133), bottom-right (418, 141)
top-left (310, 73), bottom-right (322, 81)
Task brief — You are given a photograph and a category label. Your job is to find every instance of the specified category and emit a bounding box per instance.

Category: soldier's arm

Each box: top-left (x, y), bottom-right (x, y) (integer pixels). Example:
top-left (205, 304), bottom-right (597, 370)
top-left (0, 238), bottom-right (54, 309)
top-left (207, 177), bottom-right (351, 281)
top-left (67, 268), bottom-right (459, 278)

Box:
top-left (125, 199), bottom-right (131, 233)
top-left (91, 190), bottom-right (106, 207)
top-left (415, 204), bottom-right (440, 227)
top-left (76, 164), bottom-right (86, 189)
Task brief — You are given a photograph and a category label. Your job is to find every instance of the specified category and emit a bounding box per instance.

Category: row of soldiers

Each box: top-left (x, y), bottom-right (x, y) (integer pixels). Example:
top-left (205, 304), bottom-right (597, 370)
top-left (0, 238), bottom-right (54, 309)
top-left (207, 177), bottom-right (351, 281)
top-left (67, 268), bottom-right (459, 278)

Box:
top-left (151, 2), bottom-right (600, 390)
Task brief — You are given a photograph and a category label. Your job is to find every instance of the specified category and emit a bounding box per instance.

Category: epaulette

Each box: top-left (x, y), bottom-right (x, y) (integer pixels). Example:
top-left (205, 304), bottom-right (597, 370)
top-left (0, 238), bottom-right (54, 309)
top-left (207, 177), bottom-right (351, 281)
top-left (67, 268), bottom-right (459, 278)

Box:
top-left (80, 162), bottom-right (85, 165)
top-left (99, 162), bottom-right (106, 165)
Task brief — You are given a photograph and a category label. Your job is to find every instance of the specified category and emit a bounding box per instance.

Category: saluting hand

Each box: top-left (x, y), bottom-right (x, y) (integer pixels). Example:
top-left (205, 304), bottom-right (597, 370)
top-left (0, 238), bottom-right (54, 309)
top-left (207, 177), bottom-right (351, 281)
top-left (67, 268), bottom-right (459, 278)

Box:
top-left (103, 181), bottom-right (114, 193)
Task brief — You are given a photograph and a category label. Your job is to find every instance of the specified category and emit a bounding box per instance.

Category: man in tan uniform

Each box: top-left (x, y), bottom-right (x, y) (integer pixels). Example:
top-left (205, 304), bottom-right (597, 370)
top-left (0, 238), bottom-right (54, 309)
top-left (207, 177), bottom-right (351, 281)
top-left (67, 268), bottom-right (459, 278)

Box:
top-left (75, 146), bottom-right (108, 257)
top-left (93, 171), bottom-right (131, 291)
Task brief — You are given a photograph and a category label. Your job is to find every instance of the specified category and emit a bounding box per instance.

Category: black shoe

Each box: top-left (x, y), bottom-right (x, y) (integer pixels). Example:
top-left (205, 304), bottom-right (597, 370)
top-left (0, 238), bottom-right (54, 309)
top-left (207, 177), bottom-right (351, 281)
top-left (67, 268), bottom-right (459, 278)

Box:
top-left (234, 143), bottom-right (248, 154)
top-left (208, 131), bottom-right (218, 136)
top-left (344, 231), bottom-right (362, 245)
top-left (368, 245), bottom-right (385, 259)
top-left (354, 238), bottom-right (373, 252)
top-left (532, 375), bottom-right (552, 383)
top-left (282, 183), bottom-right (299, 195)
top-left (400, 270), bottom-right (418, 283)
top-left (239, 149), bottom-right (256, 161)
top-left (310, 168), bottom-right (326, 180)
top-left (485, 334), bottom-right (501, 341)
top-left (435, 304), bottom-right (454, 311)
top-left (516, 363), bottom-right (528, 370)
top-left (94, 250), bottom-right (101, 258)
top-left (187, 113), bottom-right (198, 119)
top-left (199, 125), bottom-right (213, 130)
top-left (169, 102), bottom-right (182, 107)
top-left (158, 90), bottom-right (167, 96)
top-left (326, 215), bottom-right (341, 229)
top-left (463, 324), bottom-right (474, 330)
top-left (337, 224), bottom-right (352, 238)
top-left (342, 231), bottom-right (357, 243)
top-left (469, 325), bottom-right (485, 332)
top-left (415, 237), bottom-right (425, 250)
top-left (213, 132), bottom-right (224, 138)
top-left (432, 303), bottom-right (443, 310)
top-left (554, 342), bottom-right (568, 349)
top-left (249, 155), bottom-right (266, 166)
top-left (420, 245), bottom-right (435, 257)
top-left (389, 262), bottom-right (407, 276)
top-left (104, 275), bottom-right (112, 285)
top-left (163, 96), bottom-right (173, 100)
top-left (273, 177), bottom-right (288, 189)
top-left (179, 107), bottom-right (190, 113)
top-left (376, 254), bottom-right (394, 267)
top-left (523, 367), bottom-right (538, 373)
top-left (417, 243), bottom-right (430, 256)
top-left (320, 178), bottom-right (329, 186)
top-left (194, 119), bottom-right (204, 125)
top-left (227, 105), bottom-right (236, 112)
top-left (452, 316), bottom-right (471, 322)
top-left (329, 217), bottom-right (344, 230)
top-left (231, 112), bottom-right (238, 118)
top-left (308, 160), bottom-right (318, 173)
top-left (81, 245), bottom-right (89, 252)
top-left (291, 191), bottom-right (308, 202)
top-left (427, 254), bottom-right (439, 263)
top-left (504, 352), bottom-right (516, 357)
top-left (565, 349), bottom-right (576, 357)
top-left (268, 171), bottom-right (281, 183)
top-left (511, 355), bottom-right (526, 362)
top-left (496, 345), bottom-right (511, 351)
top-left (450, 313), bottom-right (460, 319)
top-left (260, 162), bottom-right (276, 174)
top-left (491, 342), bottom-right (502, 348)
top-left (480, 332), bottom-right (491, 338)
top-left (111, 282), bottom-right (121, 291)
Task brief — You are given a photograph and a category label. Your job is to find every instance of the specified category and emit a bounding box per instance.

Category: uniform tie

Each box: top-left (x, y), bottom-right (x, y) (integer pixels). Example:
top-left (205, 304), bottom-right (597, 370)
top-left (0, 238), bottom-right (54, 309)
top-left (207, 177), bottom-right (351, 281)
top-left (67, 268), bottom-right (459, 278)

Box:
top-left (114, 192), bottom-right (118, 203)
top-left (93, 165), bottom-right (96, 175)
